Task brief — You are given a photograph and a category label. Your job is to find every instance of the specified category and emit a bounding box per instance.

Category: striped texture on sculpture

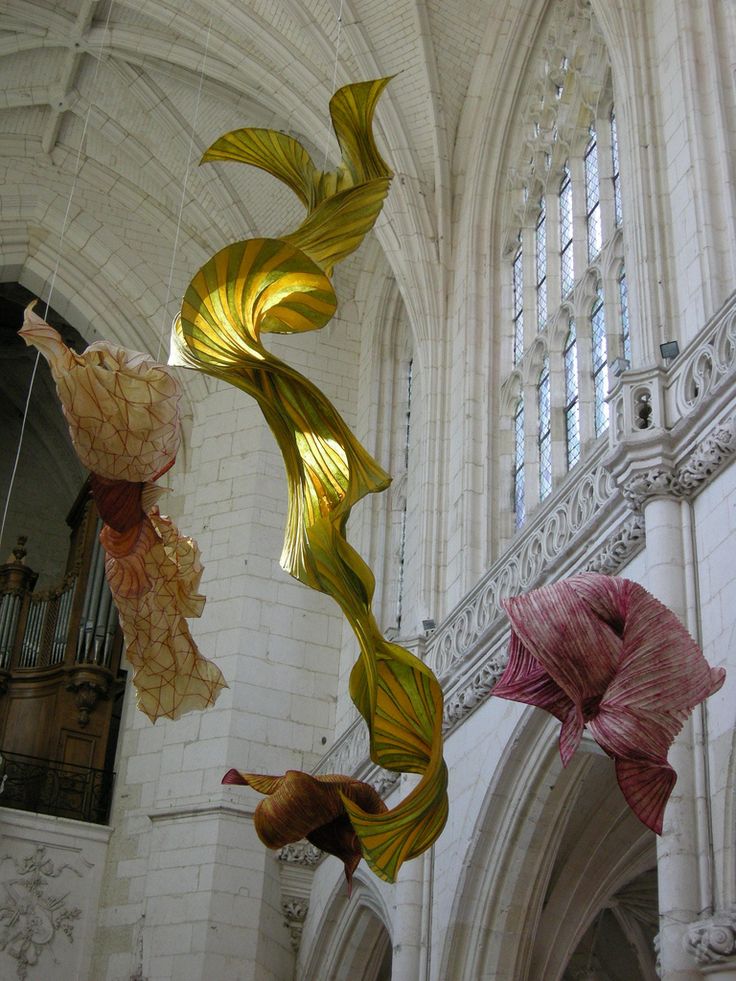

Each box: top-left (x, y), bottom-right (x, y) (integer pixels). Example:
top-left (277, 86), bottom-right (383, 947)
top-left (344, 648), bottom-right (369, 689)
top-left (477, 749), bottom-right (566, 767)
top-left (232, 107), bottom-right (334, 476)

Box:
top-left (172, 79), bottom-right (448, 882)
top-left (493, 572), bottom-right (726, 833)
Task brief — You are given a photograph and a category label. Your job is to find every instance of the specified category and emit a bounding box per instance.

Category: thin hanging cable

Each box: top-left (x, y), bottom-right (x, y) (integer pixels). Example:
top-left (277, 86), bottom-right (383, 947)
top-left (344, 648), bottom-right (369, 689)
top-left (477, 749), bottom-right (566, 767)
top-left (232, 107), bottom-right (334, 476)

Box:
top-left (0, 0), bottom-right (115, 552)
top-left (157, 14), bottom-right (213, 362)
top-left (321, 0), bottom-right (344, 173)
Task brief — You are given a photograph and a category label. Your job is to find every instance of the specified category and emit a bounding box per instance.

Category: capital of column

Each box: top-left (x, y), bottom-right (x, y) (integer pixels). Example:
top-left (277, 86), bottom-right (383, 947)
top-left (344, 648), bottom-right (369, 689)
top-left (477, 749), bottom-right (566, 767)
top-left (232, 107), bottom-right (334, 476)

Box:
top-left (281, 897), bottom-right (309, 952)
top-left (684, 908), bottom-right (736, 971)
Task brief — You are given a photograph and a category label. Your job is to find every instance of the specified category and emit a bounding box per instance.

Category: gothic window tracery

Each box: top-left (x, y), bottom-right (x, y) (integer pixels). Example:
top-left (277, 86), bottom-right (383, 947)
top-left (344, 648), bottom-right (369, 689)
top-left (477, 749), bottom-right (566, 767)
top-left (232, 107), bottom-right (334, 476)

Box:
top-left (502, 0), bottom-right (627, 533)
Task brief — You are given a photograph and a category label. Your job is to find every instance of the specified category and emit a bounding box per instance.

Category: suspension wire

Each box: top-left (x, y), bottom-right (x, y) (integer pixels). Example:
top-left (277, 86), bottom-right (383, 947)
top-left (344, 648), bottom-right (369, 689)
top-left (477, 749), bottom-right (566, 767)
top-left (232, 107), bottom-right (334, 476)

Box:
top-left (157, 14), bottom-right (213, 362)
top-left (0, 0), bottom-right (115, 552)
top-left (321, 0), bottom-right (345, 173)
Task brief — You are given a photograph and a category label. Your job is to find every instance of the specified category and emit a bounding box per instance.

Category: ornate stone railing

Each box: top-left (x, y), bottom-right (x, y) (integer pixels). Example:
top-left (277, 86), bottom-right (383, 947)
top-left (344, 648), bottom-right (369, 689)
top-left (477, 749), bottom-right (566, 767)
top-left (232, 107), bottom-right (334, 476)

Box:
top-left (314, 289), bottom-right (736, 787)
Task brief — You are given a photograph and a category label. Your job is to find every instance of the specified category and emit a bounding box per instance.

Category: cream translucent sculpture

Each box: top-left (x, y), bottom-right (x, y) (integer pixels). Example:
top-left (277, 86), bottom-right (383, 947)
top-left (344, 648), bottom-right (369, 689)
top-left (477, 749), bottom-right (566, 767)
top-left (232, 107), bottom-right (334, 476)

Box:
top-left (20, 302), bottom-right (226, 721)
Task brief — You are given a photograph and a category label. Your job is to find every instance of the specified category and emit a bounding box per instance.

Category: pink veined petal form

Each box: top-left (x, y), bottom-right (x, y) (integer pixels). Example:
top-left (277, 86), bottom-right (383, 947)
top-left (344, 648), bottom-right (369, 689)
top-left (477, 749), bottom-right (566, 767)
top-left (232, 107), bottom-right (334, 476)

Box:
top-left (494, 573), bottom-right (725, 834)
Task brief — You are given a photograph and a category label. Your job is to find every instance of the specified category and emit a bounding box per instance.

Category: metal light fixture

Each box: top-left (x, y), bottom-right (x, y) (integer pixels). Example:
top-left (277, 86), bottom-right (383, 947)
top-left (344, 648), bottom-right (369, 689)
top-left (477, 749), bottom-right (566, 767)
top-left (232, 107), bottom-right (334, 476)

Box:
top-left (422, 619), bottom-right (436, 632)
top-left (659, 340), bottom-right (680, 362)
top-left (611, 356), bottom-right (629, 377)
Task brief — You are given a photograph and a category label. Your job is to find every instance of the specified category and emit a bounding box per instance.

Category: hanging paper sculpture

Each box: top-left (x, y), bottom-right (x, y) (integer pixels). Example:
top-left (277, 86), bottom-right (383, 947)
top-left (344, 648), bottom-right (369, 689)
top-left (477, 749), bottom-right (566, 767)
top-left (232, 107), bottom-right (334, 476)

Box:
top-left (173, 78), bottom-right (448, 882)
top-left (223, 768), bottom-right (387, 890)
top-left (492, 572), bottom-right (725, 833)
top-left (20, 302), bottom-right (227, 721)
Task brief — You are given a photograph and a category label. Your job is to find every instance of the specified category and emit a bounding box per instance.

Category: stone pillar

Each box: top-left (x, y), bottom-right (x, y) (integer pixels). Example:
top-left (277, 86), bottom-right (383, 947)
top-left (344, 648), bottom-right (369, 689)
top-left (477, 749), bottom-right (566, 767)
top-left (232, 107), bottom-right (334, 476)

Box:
top-left (642, 494), bottom-right (701, 981)
top-left (389, 776), bottom-right (431, 981)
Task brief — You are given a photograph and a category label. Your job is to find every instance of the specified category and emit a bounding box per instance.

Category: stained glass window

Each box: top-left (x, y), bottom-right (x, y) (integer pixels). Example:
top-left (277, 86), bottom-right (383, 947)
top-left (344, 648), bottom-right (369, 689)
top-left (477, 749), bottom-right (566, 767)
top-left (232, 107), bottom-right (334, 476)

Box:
top-left (538, 358), bottom-right (552, 499)
top-left (514, 396), bottom-right (525, 528)
top-left (611, 108), bottom-right (622, 226)
top-left (591, 287), bottom-right (609, 435)
top-left (584, 129), bottom-right (602, 261)
top-left (564, 322), bottom-right (580, 468)
top-left (559, 166), bottom-right (574, 297)
top-left (535, 199), bottom-right (548, 331)
top-left (513, 240), bottom-right (524, 365)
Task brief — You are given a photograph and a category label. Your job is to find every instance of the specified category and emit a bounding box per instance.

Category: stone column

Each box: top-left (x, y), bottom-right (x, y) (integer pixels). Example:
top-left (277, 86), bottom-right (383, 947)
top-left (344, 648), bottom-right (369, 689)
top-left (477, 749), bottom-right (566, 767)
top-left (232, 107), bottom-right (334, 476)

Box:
top-left (642, 493), bottom-right (701, 981)
top-left (389, 776), bottom-right (432, 981)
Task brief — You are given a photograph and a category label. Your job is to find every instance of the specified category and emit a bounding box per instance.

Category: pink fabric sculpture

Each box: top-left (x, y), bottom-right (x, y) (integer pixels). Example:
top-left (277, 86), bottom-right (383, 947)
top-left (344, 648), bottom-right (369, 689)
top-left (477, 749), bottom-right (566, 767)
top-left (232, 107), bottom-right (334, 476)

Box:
top-left (493, 572), bottom-right (725, 834)
top-left (20, 302), bottom-right (227, 721)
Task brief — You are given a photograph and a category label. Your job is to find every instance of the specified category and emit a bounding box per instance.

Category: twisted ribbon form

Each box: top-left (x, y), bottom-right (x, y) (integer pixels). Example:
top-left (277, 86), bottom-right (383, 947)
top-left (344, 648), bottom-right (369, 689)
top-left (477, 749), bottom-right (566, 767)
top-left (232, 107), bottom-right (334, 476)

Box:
top-left (171, 79), bottom-right (447, 881)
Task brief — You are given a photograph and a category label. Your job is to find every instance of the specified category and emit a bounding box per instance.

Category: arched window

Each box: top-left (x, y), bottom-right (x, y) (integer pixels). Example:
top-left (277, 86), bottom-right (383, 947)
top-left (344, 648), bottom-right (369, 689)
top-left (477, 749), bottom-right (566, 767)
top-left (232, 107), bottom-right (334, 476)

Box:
top-left (502, 0), bottom-right (626, 532)
top-left (538, 357), bottom-right (552, 499)
top-left (535, 199), bottom-right (548, 331)
top-left (591, 287), bottom-right (609, 436)
top-left (584, 128), bottom-right (602, 261)
top-left (611, 108), bottom-right (622, 227)
top-left (618, 265), bottom-right (631, 365)
top-left (514, 396), bottom-right (525, 528)
top-left (563, 322), bottom-right (581, 468)
top-left (512, 238), bottom-right (524, 365)
top-left (559, 165), bottom-right (574, 297)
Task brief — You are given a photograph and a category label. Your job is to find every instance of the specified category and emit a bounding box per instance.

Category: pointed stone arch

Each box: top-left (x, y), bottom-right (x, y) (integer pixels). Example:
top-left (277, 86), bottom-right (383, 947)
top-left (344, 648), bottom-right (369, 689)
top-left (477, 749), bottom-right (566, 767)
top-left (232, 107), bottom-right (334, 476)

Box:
top-left (299, 872), bottom-right (393, 981)
top-left (439, 706), bottom-right (657, 981)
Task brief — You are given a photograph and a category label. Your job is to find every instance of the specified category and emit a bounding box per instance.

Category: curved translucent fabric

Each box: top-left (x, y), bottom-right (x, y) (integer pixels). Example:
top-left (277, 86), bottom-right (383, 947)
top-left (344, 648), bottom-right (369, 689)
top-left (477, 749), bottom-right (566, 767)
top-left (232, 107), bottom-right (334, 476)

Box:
top-left (493, 572), bottom-right (726, 833)
top-left (173, 79), bottom-right (448, 882)
top-left (20, 304), bottom-right (227, 721)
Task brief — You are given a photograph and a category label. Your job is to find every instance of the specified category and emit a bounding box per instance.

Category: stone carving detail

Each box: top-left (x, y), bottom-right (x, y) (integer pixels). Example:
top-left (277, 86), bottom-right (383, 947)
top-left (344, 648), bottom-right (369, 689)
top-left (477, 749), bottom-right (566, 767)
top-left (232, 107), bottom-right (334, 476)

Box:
top-left (653, 932), bottom-right (662, 979)
top-left (443, 652), bottom-right (508, 729)
top-left (281, 898), bottom-right (309, 952)
top-left (677, 418), bottom-right (736, 494)
top-left (277, 843), bottom-right (322, 867)
top-left (684, 907), bottom-right (736, 966)
top-left (674, 295), bottom-right (736, 416)
top-left (622, 466), bottom-right (681, 510)
top-left (584, 514), bottom-right (646, 575)
top-left (684, 908), bottom-right (736, 966)
top-left (508, 0), bottom-right (604, 213)
top-left (621, 418), bottom-right (736, 509)
top-left (371, 770), bottom-right (400, 797)
top-left (0, 846), bottom-right (88, 981)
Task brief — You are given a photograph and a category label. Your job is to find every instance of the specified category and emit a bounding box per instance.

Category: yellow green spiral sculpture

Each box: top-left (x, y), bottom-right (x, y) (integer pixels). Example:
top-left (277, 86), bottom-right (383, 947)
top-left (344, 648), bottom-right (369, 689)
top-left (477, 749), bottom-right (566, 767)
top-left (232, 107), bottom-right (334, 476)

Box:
top-left (172, 78), bottom-right (448, 882)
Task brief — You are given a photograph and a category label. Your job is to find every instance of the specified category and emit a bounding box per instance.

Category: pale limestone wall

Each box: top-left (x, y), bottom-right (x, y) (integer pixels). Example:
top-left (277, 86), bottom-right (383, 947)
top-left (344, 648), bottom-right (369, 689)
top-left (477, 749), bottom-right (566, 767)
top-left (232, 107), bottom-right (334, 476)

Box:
top-left (693, 472), bottom-right (736, 913)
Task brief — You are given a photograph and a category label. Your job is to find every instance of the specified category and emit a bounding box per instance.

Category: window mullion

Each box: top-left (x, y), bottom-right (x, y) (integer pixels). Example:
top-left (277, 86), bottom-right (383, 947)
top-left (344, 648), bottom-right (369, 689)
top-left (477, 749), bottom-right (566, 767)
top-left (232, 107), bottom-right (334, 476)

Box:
top-left (575, 311), bottom-right (596, 451)
top-left (569, 156), bottom-right (588, 291)
top-left (597, 114), bottom-right (616, 246)
top-left (549, 350), bottom-right (568, 483)
top-left (545, 191), bottom-right (562, 311)
top-left (521, 222), bottom-right (536, 356)
top-left (523, 380), bottom-right (539, 518)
